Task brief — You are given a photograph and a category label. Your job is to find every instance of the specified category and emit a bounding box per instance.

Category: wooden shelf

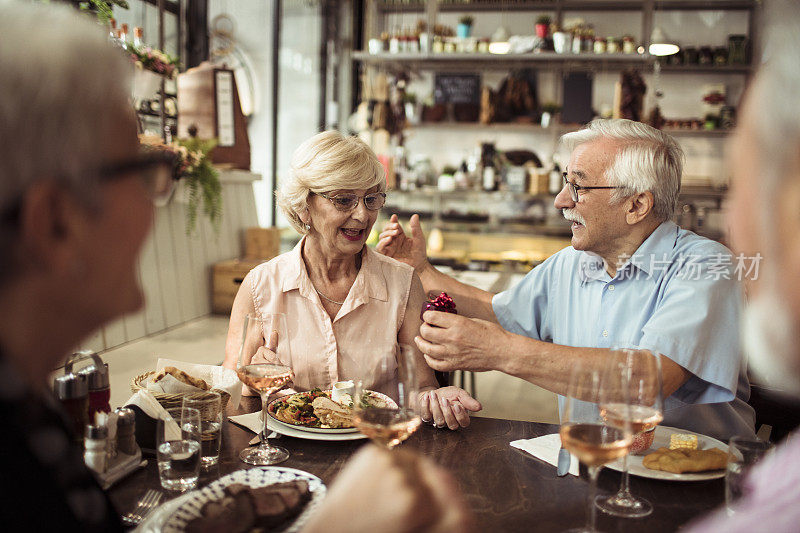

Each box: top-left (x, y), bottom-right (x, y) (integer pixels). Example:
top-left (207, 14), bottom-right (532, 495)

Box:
top-left (354, 51), bottom-right (752, 74)
top-left (377, 1), bottom-right (756, 13)
top-left (353, 50), bottom-right (653, 71)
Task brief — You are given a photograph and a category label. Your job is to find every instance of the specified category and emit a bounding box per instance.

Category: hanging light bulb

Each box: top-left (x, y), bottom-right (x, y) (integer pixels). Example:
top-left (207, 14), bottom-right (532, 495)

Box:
top-left (649, 27), bottom-right (679, 56)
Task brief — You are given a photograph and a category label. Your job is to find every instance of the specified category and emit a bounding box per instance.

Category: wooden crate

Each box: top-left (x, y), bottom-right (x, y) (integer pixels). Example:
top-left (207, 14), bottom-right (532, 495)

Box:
top-left (244, 227), bottom-right (281, 261)
top-left (212, 259), bottom-right (265, 314)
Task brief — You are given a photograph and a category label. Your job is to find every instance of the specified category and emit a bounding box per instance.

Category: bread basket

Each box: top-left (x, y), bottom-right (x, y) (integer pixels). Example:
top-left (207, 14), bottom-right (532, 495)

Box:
top-left (131, 371), bottom-right (231, 417)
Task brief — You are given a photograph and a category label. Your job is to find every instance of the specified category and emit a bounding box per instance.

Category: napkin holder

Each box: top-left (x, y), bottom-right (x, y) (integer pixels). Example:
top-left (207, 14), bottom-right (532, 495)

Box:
top-left (128, 404), bottom-right (158, 456)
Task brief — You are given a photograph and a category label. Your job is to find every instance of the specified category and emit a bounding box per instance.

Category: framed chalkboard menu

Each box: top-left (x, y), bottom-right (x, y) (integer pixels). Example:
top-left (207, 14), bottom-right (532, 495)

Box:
top-left (434, 74), bottom-right (481, 105)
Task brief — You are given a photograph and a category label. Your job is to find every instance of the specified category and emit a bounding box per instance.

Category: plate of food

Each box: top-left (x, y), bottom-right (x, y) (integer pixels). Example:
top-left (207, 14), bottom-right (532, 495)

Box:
top-left (157, 467), bottom-right (326, 533)
top-left (605, 425), bottom-right (729, 481)
top-left (267, 387), bottom-right (396, 434)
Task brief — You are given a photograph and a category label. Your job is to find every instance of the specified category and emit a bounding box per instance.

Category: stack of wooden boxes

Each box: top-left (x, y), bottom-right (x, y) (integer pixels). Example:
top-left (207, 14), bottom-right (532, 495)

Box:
top-left (212, 228), bottom-right (281, 314)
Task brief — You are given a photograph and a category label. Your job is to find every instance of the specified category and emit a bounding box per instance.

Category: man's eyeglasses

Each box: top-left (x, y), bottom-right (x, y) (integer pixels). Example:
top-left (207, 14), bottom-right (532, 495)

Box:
top-left (316, 191), bottom-right (387, 212)
top-left (0, 154), bottom-right (175, 225)
top-left (562, 173), bottom-right (624, 202)
top-left (99, 153), bottom-right (176, 203)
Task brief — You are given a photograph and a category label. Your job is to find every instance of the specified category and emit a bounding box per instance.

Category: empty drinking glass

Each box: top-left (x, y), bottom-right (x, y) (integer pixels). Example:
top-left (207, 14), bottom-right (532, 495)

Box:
top-left (157, 406), bottom-right (202, 491)
top-left (726, 436), bottom-right (773, 515)
top-left (182, 392), bottom-right (223, 467)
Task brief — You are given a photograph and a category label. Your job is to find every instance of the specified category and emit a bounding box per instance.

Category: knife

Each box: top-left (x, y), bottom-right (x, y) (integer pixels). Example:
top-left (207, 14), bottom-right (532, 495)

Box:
top-left (557, 445), bottom-right (571, 476)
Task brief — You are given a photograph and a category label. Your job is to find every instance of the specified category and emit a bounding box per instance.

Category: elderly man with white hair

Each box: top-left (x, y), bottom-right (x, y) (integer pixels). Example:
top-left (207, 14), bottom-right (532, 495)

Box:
top-left (378, 118), bottom-right (755, 442)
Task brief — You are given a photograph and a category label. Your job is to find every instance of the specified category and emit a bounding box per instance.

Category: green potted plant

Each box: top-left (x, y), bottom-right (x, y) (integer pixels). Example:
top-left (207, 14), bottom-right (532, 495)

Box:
top-left (535, 15), bottom-right (551, 39)
top-left (457, 15), bottom-right (474, 39)
top-left (139, 134), bottom-right (222, 234)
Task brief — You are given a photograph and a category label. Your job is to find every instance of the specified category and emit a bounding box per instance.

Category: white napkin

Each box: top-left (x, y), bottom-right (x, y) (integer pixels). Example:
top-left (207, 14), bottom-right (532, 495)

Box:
top-left (152, 358), bottom-right (242, 409)
top-left (510, 433), bottom-right (580, 477)
top-left (125, 389), bottom-right (169, 420)
top-left (228, 411), bottom-right (264, 434)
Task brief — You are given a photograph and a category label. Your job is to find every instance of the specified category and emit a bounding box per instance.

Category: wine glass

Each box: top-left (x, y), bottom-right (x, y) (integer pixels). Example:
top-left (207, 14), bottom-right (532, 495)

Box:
top-left (596, 348), bottom-right (663, 518)
top-left (560, 361), bottom-right (633, 533)
top-left (236, 313), bottom-right (294, 465)
top-left (352, 344), bottom-right (421, 449)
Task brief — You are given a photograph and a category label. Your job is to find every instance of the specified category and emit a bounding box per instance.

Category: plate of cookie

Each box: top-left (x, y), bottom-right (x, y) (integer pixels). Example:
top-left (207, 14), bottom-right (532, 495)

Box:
top-left (605, 426), bottom-right (729, 481)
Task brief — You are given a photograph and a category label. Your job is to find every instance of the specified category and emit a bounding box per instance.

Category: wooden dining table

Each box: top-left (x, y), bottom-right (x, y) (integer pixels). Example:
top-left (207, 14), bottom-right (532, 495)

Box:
top-left (109, 397), bottom-right (725, 532)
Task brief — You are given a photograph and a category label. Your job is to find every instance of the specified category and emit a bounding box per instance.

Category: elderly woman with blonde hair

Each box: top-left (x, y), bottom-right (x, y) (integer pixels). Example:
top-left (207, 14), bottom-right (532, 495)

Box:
top-left (223, 131), bottom-right (480, 429)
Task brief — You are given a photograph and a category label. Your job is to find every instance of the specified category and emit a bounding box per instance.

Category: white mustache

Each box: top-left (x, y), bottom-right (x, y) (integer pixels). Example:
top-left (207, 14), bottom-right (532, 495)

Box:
top-left (562, 209), bottom-right (586, 226)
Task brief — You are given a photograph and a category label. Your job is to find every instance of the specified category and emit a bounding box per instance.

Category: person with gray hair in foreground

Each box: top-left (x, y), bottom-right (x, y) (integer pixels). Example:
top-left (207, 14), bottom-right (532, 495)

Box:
top-left (0, 2), bottom-right (472, 532)
top-left (378, 118), bottom-right (755, 442)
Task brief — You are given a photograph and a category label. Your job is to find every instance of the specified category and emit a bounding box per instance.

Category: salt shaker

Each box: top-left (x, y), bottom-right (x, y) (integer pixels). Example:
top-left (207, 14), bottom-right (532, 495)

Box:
top-left (53, 373), bottom-right (89, 439)
top-left (115, 407), bottom-right (138, 456)
top-left (84, 424), bottom-right (108, 474)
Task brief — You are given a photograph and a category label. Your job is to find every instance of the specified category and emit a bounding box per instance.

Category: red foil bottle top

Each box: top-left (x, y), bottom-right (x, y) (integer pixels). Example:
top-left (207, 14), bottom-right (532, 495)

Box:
top-left (420, 292), bottom-right (457, 320)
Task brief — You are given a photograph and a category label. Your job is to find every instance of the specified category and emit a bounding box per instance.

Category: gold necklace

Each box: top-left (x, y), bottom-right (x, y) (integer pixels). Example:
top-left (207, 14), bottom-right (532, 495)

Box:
top-left (314, 286), bottom-right (345, 306)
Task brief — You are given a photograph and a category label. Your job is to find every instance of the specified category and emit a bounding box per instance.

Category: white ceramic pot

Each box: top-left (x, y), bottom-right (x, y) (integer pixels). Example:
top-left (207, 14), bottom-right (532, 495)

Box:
top-left (553, 31), bottom-right (571, 54)
top-left (132, 68), bottom-right (164, 99)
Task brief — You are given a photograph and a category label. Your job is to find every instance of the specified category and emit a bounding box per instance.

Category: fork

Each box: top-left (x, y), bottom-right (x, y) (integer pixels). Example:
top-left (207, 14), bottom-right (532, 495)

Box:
top-left (121, 488), bottom-right (162, 526)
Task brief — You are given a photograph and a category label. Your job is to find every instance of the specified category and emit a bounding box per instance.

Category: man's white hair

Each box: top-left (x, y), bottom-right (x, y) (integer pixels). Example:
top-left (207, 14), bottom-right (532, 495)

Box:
top-left (0, 0), bottom-right (132, 215)
top-left (277, 131), bottom-right (386, 235)
top-left (560, 119), bottom-right (684, 221)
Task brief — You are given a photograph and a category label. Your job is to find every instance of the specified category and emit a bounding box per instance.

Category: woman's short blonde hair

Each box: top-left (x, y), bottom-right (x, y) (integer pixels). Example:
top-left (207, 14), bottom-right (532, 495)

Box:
top-left (278, 131), bottom-right (386, 234)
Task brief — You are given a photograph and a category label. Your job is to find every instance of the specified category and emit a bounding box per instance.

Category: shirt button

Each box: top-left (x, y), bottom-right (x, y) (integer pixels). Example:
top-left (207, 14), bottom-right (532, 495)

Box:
top-left (608, 284), bottom-right (615, 291)
top-left (602, 330), bottom-right (609, 337)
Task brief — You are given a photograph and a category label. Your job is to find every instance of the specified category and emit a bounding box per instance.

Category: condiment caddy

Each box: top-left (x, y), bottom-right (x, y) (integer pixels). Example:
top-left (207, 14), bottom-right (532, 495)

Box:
top-left (54, 351), bottom-right (145, 489)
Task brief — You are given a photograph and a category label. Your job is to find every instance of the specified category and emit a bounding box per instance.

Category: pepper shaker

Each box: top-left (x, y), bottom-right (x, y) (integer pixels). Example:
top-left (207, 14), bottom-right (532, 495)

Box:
top-left (115, 407), bottom-right (138, 456)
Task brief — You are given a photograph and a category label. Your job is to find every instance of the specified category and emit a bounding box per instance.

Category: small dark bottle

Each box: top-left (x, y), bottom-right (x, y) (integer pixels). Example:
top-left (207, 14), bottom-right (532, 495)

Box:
top-left (53, 373), bottom-right (89, 440)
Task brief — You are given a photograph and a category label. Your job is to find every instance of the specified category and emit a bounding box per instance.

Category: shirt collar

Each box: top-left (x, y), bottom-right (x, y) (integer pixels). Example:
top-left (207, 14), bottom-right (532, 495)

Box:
top-left (577, 220), bottom-right (678, 283)
top-left (280, 236), bottom-right (388, 303)
top-left (625, 220), bottom-right (679, 278)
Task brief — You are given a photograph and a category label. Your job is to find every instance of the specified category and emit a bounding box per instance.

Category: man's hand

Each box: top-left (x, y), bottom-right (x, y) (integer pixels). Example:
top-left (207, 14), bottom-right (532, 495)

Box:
top-left (418, 387), bottom-right (482, 430)
top-left (415, 311), bottom-right (511, 373)
top-left (302, 446), bottom-right (474, 533)
top-left (377, 214), bottom-right (429, 272)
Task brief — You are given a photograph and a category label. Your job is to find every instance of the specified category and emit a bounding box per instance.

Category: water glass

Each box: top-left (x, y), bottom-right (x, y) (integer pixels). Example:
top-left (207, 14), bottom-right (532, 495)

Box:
top-left (725, 436), bottom-right (773, 514)
top-left (182, 392), bottom-right (223, 467)
top-left (157, 407), bottom-right (202, 491)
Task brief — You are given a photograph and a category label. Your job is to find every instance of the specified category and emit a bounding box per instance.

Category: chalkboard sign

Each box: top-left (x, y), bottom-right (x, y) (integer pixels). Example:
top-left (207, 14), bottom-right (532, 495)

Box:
top-left (434, 74), bottom-right (481, 104)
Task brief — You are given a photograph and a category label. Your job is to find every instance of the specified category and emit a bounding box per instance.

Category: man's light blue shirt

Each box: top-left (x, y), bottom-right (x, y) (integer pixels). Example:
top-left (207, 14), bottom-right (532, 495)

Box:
top-left (492, 220), bottom-right (755, 441)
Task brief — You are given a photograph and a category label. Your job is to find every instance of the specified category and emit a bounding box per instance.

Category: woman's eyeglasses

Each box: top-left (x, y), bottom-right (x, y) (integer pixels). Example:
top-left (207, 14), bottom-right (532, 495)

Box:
top-left (316, 191), bottom-right (387, 212)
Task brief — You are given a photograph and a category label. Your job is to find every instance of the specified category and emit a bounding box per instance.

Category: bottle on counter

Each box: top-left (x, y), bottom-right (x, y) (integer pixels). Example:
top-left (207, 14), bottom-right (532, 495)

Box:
top-left (133, 26), bottom-right (143, 48)
top-left (119, 23), bottom-right (129, 48)
top-left (54, 373), bottom-right (89, 440)
top-left (482, 160), bottom-right (497, 191)
top-left (84, 424), bottom-right (108, 474)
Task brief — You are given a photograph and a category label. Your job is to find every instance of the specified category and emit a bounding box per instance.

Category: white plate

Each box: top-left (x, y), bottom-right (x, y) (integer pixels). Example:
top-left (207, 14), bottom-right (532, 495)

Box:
top-left (228, 410), bottom-right (368, 441)
top-left (266, 416), bottom-right (367, 441)
top-left (143, 467), bottom-right (326, 533)
top-left (605, 425), bottom-right (728, 481)
top-left (267, 390), bottom-right (396, 436)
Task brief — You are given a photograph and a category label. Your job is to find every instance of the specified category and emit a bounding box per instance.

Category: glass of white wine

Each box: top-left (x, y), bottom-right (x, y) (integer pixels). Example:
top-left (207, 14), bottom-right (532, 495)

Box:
top-left (560, 361), bottom-right (633, 533)
top-left (352, 344), bottom-right (421, 449)
top-left (236, 313), bottom-right (294, 465)
top-left (596, 348), bottom-right (664, 518)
